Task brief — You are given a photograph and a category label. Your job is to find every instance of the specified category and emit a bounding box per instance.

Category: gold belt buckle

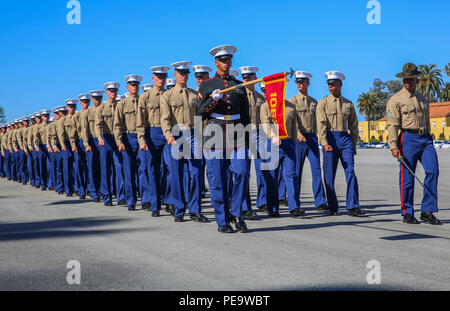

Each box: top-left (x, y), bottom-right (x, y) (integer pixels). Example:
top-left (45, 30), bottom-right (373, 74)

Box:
top-left (418, 129), bottom-right (425, 135)
top-left (223, 115), bottom-right (232, 121)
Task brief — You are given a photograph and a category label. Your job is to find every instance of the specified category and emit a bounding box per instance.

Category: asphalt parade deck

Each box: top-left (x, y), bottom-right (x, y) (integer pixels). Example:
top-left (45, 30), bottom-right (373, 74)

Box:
top-left (0, 149), bottom-right (449, 290)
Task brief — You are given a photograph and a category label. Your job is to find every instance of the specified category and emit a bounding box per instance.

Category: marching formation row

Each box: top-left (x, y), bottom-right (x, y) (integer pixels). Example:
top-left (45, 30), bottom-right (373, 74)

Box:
top-left (0, 46), bottom-right (442, 232)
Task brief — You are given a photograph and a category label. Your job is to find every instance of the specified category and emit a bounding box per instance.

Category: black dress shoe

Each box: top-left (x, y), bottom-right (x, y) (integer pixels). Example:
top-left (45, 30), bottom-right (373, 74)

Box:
top-left (329, 211), bottom-right (339, 216)
top-left (268, 211), bottom-right (280, 217)
top-left (190, 213), bottom-right (209, 223)
top-left (279, 199), bottom-right (288, 206)
top-left (93, 197), bottom-right (100, 203)
top-left (142, 202), bottom-right (151, 210)
top-left (242, 210), bottom-right (258, 219)
top-left (66, 193), bottom-right (73, 197)
top-left (290, 208), bottom-right (306, 218)
top-left (165, 205), bottom-right (175, 215)
top-left (230, 216), bottom-right (248, 232)
top-left (218, 224), bottom-right (235, 233)
top-left (257, 204), bottom-right (268, 212)
top-left (104, 201), bottom-right (113, 207)
top-left (348, 207), bottom-right (365, 217)
top-left (58, 191), bottom-right (64, 195)
top-left (317, 204), bottom-right (329, 211)
top-left (118, 200), bottom-right (126, 206)
top-left (403, 214), bottom-right (419, 224)
top-left (174, 215), bottom-right (184, 222)
top-left (79, 195), bottom-right (86, 200)
top-left (420, 212), bottom-right (441, 225)
top-left (151, 210), bottom-right (160, 217)
top-left (128, 206), bottom-right (136, 211)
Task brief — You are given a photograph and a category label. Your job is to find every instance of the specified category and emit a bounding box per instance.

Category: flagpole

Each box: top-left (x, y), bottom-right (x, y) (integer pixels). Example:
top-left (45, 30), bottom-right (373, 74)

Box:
top-left (211, 68), bottom-right (294, 96)
top-left (216, 78), bottom-right (264, 94)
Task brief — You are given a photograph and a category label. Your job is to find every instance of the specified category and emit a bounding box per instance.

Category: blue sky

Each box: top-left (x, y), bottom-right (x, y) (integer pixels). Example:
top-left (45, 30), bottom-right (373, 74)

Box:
top-left (1, 0), bottom-right (449, 121)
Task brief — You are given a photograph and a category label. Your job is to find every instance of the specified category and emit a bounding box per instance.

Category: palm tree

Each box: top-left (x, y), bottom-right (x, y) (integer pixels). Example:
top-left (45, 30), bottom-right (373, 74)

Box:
top-left (0, 106), bottom-right (6, 123)
top-left (417, 64), bottom-right (443, 102)
top-left (357, 92), bottom-right (379, 142)
top-left (444, 63), bottom-right (450, 77)
top-left (440, 83), bottom-right (450, 102)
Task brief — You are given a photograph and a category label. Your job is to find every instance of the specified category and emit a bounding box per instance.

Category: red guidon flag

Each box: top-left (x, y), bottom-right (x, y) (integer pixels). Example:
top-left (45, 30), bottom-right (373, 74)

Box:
top-left (263, 73), bottom-right (288, 138)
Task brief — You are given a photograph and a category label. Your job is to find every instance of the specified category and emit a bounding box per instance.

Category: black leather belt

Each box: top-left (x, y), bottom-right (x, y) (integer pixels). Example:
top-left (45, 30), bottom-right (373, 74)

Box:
top-left (402, 129), bottom-right (429, 135)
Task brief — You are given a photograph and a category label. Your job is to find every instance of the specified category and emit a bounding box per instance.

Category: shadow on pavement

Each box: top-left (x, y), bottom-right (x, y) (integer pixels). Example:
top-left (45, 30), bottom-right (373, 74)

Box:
top-left (247, 218), bottom-right (449, 240)
top-left (46, 199), bottom-right (99, 206)
top-left (247, 218), bottom-right (396, 233)
top-left (0, 217), bottom-right (146, 241)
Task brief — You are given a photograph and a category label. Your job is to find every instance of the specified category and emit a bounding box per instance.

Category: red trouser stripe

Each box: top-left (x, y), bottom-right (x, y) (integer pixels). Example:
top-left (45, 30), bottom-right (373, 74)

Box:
top-left (399, 132), bottom-right (405, 215)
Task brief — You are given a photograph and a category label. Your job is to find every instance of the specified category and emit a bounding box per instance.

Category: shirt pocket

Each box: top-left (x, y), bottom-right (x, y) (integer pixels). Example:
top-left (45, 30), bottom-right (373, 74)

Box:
top-left (102, 111), bottom-right (113, 121)
top-left (145, 103), bottom-right (160, 125)
top-left (64, 119), bottom-right (73, 129)
top-left (401, 103), bottom-right (415, 114)
top-left (296, 105), bottom-right (307, 114)
top-left (401, 104), bottom-right (416, 128)
top-left (101, 109), bottom-right (113, 129)
top-left (183, 97), bottom-right (197, 125)
top-left (343, 103), bottom-right (352, 116)
top-left (326, 107), bottom-right (337, 127)
top-left (169, 100), bottom-right (183, 123)
top-left (124, 107), bottom-right (136, 128)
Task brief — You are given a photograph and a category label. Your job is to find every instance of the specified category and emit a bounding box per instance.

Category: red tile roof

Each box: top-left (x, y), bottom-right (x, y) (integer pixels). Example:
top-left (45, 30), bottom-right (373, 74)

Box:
top-left (429, 102), bottom-right (450, 118)
top-left (375, 102), bottom-right (450, 121)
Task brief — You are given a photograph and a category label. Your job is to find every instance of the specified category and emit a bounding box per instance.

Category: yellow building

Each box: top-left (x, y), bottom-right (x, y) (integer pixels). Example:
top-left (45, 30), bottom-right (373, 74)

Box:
top-left (358, 101), bottom-right (450, 142)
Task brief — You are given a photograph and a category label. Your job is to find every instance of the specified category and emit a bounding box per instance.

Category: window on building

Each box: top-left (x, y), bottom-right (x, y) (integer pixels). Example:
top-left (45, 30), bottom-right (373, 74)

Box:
top-left (443, 121), bottom-right (446, 128)
top-left (432, 121), bottom-right (436, 128)
top-left (371, 125), bottom-right (377, 131)
top-left (382, 124), bottom-right (386, 131)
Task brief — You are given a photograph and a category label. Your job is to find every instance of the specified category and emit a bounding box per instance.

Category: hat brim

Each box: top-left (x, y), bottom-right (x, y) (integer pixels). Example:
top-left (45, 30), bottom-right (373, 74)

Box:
top-left (327, 79), bottom-right (341, 84)
top-left (395, 71), bottom-right (422, 79)
top-left (175, 69), bottom-right (190, 74)
top-left (296, 78), bottom-right (309, 83)
top-left (216, 55), bottom-right (233, 60)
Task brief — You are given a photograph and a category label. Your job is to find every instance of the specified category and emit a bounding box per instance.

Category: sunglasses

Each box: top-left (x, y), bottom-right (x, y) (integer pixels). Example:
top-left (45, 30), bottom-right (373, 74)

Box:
top-left (154, 74), bottom-right (167, 79)
top-left (176, 70), bottom-right (190, 76)
top-left (242, 74), bottom-right (256, 80)
top-left (195, 73), bottom-right (208, 78)
top-left (217, 56), bottom-right (232, 63)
